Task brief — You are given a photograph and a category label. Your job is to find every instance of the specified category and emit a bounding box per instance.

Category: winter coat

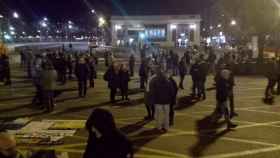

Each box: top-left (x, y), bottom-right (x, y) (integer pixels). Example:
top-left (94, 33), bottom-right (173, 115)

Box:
top-left (149, 74), bottom-right (174, 105)
top-left (104, 67), bottom-right (121, 89)
top-left (119, 70), bottom-right (130, 90)
top-left (41, 69), bottom-right (57, 91)
top-left (83, 131), bottom-right (133, 158)
top-left (216, 77), bottom-right (230, 102)
top-left (75, 63), bottom-right (89, 81)
top-left (179, 60), bottom-right (187, 77)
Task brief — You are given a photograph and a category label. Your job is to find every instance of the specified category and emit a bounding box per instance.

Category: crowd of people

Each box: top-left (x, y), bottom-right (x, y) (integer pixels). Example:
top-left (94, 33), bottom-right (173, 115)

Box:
top-left (1, 44), bottom-right (261, 158)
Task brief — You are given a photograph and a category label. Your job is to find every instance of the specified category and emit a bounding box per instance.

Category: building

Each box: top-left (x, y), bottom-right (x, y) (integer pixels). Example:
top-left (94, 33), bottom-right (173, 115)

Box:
top-left (111, 15), bottom-right (201, 48)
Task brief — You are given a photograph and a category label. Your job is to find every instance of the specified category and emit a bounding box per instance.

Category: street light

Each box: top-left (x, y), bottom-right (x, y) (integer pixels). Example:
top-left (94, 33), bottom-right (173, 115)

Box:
top-left (9, 26), bottom-right (15, 31)
top-left (68, 24), bottom-right (73, 29)
top-left (189, 24), bottom-right (197, 30)
top-left (98, 17), bottom-right (106, 27)
top-left (43, 17), bottom-right (48, 21)
top-left (0, 14), bottom-right (3, 19)
top-left (41, 21), bottom-right (47, 27)
top-left (217, 24), bottom-right (222, 28)
top-left (91, 9), bottom-right (95, 14)
top-left (230, 20), bottom-right (237, 26)
top-left (13, 12), bottom-right (19, 19)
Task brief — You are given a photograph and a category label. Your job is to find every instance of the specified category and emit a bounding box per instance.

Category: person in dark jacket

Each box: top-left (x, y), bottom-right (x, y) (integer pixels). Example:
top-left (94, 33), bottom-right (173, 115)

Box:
top-left (216, 68), bottom-right (237, 129)
top-left (139, 60), bottom-right (148, 89)
top-left (129, 54), bottom-right (135, 77)
top-left (178, 57), bottom-right (187, 89)
top-left (190, 60), bottom-right (200, 97)
top-left (150, 68), bottom-right (175, 132)
top-left (41, 61), bottom-right (57, 112)
top-left (168, 74), bottom-right (178, 126)
top-left (1, 55), bottom-right (11, 85)
top-left (197, 56), bottom-right (208, 100)
top-left (264, 59), bottom-right (278, 102)
top-left (120, 64), bottom-right (130, 100)
top-left (84, 108), bottom-right (133, 158)
top-left (67, 54), bottom-right (74, 79)
top-left (75, 57), bottom-right (89, 97)
top-left (87, 57), bottom-right (97, 88)
top-left (104, 63), bottom-right (121, 103)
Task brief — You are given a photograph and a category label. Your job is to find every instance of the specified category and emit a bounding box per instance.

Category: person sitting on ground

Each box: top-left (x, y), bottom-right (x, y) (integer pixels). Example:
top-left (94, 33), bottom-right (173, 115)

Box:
top-left (83, 108), bottom-right (133, 158)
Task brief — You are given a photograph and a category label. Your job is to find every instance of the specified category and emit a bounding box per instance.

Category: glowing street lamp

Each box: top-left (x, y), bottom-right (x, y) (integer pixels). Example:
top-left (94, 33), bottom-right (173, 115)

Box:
top-left (91, 9), bottom-right (95, 14)
top-left (41, 21), bottom-right (47, 28)
top-left (43, 17), bottom-right (48, 21)
top-left (98, 17), bottom-right (106, 27)
top-left (230, 20), bottom-right (237, 26)
top-left (217, 24), bottom-right (222, 28)
top-left (0, 14), bottom-right (3, 19)
top-left (68, 24), bottom-right (73, 29)
top-left (13, 12), bottom-right (19, 19)
top-left (9, 26), bottom-right (15, 31)
top-left (189, 24), bottom-right (197, 30)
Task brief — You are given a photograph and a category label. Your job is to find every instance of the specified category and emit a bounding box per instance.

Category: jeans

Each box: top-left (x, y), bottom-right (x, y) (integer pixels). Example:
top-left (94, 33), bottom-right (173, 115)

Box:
top-left (155, 104), bottom-right (170, 130)
top-left (78, 80), bottom-right (87, 97)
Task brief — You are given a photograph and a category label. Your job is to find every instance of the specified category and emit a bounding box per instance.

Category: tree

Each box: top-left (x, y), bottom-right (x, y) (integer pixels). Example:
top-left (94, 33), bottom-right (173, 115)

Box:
top-left (214, 0), bottom-right (280, 62)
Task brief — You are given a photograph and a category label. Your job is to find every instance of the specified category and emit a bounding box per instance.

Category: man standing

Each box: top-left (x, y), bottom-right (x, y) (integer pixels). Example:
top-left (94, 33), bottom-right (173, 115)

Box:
top-left (41, 61), bottom-right (57, 112)
top-left (178, 57), bottom-right (187, 89)
top-left (150, 67), bottom-right (175, 132)
top-left (129, 54), bottom-right (135, 77)
top-left (197, 56), bottom-right (208, 100)
top-left (75, 57), bottom-right (89, 97)
top-left (216, 68), bottom-right (237, 129)
top-left (190, 60), bottom-right (200, 97)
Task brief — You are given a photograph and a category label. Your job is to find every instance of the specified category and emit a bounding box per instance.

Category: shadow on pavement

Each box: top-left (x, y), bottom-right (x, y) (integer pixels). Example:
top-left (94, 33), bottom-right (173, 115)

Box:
top-left (0, 95), bottom-right (33, 102)
top-left (132, 128), bottom-right (164, 153)
top-left (51, 101), bottom-right (111, 116)
top-left (175, 95), bottom-right (199, 111)
top-left (120, 119), bottom-right (151, 134)
top-left (113, 98), bottom-right (144, 108)
top-left (0, 110), bottom-right (46, 122)
top-left (189, 114), bottom-right (230, 158)
top-left (0, 103), bottom-right (32, 114)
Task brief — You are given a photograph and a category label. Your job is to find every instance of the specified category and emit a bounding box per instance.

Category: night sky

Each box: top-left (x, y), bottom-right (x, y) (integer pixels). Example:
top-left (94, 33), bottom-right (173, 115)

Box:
top-left (0, 0), bottom-right (212, 24)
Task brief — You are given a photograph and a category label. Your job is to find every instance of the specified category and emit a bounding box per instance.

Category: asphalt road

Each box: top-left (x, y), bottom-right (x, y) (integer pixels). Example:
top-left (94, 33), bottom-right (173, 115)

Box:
top-left (1, 64), bottom-right (280, 158)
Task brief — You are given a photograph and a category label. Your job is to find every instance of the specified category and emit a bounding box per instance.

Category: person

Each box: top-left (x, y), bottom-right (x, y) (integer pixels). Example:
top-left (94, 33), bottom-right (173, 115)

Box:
top-left (139, 60), bottom-right (148, 89)
top-left (104, 63), bottom-right (121, 103)
top-left (1, 55), bottom-right (11, 85)
top-left (0, 133), bottom-right (25, 158)
top-left (190, 60), bottom-right (200, 97)
top-left (84, 108), bottom-right (133, 158)
top-left (225, 64), bottom-right (238, 118)
top-left (75, 57), bottom-right (89, 97)
top-left (264, 58), bottom-right (279, 102)
top-left (144, 68), bottom-right (156, 120)
top-left (41, 61), bottom-right (57, 112)
top-left (168, 73), bottom-right (178, 126)
top-left (31, 55), bottom-right (43, 107)
top-left (216, 68), bottom-right (238, 129)
top-left (67, 54), bottom-right (74, 79)
top-left (197, 56), bottom-right (208, 100)
top-left (87, 57), bottom-right (97, 88)
top-left (129, 54), bottom-right (135, 77)
top-left (178, 57), bottom-right (187, 89)
top-left (150, 67), bottom-right (175, 132)
top-left (120, 64), bottom-right (130, 100)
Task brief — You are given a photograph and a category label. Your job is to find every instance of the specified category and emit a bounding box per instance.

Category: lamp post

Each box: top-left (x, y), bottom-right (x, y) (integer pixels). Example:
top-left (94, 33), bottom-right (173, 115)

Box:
top-left (0, 14), bottom-right (4, 42)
